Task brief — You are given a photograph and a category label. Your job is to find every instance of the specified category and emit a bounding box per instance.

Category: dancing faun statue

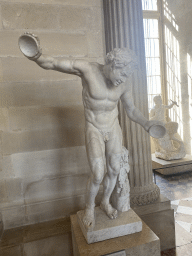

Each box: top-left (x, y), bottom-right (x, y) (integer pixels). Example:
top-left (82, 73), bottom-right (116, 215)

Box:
top-left (150, 95), bottom-right (186, 160)
top-left (18, 33), bottom-right (166, 231)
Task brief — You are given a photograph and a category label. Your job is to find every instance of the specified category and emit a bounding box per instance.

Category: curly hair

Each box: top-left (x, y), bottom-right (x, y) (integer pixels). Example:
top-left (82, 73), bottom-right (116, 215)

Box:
top-left (105, 48), bottom-right (138, 73)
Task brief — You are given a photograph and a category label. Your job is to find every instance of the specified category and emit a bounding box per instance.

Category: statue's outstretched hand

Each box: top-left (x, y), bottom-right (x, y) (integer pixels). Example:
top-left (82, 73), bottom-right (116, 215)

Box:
top-left (144, 120), bottom-right (166, 139)
top-left (170, 99), bottom-right (179, 107)
top-left (18, 32), bottom-right (42, 60)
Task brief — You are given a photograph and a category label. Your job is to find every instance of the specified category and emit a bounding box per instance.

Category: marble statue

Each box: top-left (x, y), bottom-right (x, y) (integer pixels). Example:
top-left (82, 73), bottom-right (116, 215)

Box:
top-left (150, 95), bottom-right (186, 160)
top-left (18, 33), bottom-right (166, 231)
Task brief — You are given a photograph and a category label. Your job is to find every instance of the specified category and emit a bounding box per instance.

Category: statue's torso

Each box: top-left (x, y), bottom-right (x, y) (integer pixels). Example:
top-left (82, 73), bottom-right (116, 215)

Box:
top-left (153, 105), bottom-right (166, 123)
top-left (81, 63), bottom-right (123, 131)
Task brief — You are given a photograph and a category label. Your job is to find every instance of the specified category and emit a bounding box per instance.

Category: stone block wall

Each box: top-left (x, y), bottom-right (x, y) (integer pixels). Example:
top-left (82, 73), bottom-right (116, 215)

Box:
top-left (0, 0), bottom-right (105, 230)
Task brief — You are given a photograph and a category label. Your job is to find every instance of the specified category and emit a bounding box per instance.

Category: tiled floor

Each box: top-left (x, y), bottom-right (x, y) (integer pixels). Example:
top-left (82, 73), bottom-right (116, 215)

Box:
top-left (1, 171), bottom-right (192, 255)
top-left (154, 171), bottom-right (192, 256)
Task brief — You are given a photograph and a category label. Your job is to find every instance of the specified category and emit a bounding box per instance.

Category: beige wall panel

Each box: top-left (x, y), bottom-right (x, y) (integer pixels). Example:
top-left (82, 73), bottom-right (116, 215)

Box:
top-left (87, 6), bottom-right (103, 32)
top-left (37, 32), bottom-right (88, 57)
top-left (1, 3), bottom-right (102, 31)
top-left (25, 189), bottom-right (103, 226)
top-left (0, 80), bottom-right (82, 108)
top-left (0, 58), bottom-right (3, 82)
top-left (2, 205), bottom-right (25, 229)
top-left (5, 178), bottom-right (23, 204)
top-left (1, 3), bottom-right (59, 30)
top-left (2, 126), bottom-right (85, 154)
top-left (9, 146), bottom-right (89, 179)
top-left (1, 57), bottom-right (78, 83)
top-left (1, 0), bottom-right (101, 7)
top-left (23, 234), bottom-right (73, 256)
top-left (0, 108), bottom-right (9, 131)
top-left (0, 155), bottom-right (14, 180)
top-left (25, 194), bottom-right (86, 225)
top-left (0, 179), bottom-right (6, 203)
top-left (0, 178), bottom-right (23, 206)
top-left (58, 6), bottom-right (92, 31)
top-left (8, 105), bottom-right (85, 131)
top-left (0, 31), bottom-right (88, 57)
top-left (2, 190), bottom-right (103, 229)
top-left (87, 31), bottom-right (105, 58)
top-left (0, 131), bottom-right (2, 171)
top-left (0, 5), bottom-right (2, 30)
top-left (23, 174), bottom-right (88, 204)
top-left (58, 6), bottom-right (103, 32)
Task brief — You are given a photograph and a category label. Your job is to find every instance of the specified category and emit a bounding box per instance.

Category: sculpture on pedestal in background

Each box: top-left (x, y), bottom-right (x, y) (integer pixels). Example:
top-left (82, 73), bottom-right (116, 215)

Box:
top-left (18, 33), bottom-right (165, 231)
top-left (150, 95), bottom-right (186, 160)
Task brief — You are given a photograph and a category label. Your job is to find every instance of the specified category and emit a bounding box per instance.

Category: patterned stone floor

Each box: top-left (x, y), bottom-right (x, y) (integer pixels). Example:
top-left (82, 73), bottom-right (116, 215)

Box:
top-left (154, 171), bottom-right (192, 256)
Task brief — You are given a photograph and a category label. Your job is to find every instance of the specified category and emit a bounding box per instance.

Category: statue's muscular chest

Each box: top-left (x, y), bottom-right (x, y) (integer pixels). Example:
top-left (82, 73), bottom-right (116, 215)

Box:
top-left (81, 66), bottom-right (121, 103)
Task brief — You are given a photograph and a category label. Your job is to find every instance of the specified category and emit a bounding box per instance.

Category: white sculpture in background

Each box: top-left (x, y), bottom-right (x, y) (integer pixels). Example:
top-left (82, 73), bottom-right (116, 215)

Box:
top-left (150, 95), bottom-right (186, 160)
top-left (18, 33), bottom-right (166, 231)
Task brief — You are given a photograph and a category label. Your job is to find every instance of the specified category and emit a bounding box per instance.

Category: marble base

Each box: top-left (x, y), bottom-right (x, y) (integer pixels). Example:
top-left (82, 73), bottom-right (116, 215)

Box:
top-left (152, 154), bottom-right (192, 175)
top-left (71, 213), bottom-right (160, 256)
top-left (132, 194), bottom-right (175, 251)
top-left (77, 207), bottom-right (142, 244)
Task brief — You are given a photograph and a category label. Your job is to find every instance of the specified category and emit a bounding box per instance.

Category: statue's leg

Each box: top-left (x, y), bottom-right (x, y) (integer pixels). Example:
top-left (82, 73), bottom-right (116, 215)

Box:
top-left (83, 127), bottom-right (105, 230)
top-left (100, 122), bottom-right (122, 219)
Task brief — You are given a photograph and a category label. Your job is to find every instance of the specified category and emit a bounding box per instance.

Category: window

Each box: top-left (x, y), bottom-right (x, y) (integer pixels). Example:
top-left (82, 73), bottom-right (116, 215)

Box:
top-left (143, 19), bottom-right (161, 110)
top-left (142, 0), bottom-right (184, 140)
top-left (142, 0), bottom-right (157, 11)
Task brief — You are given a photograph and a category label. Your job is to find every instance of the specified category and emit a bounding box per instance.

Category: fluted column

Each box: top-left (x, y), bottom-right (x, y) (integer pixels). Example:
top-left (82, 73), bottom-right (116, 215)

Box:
top-left (103, 0), bottom-right (160, 205)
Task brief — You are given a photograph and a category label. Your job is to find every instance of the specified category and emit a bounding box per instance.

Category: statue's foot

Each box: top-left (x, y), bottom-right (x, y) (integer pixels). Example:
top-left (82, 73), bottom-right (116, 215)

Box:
top-left (100, 202), bottom-right (118, 219)
top-left (83, 208), bottom-right (95, 231)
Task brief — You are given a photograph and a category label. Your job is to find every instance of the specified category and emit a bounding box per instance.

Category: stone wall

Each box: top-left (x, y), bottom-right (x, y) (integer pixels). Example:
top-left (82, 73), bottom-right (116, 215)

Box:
top-left (0, 0), bottom-right (105, 230)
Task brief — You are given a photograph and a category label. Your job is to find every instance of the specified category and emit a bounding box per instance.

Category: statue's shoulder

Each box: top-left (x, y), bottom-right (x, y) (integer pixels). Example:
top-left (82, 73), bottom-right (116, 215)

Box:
top-left (89, 62), bottom-right (104, 73)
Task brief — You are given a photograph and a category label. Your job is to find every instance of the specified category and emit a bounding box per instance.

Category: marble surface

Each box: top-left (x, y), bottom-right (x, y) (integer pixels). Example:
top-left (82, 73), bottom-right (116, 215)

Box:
top-left (77, 207), bottom-right (142, 244)
top-left (152, 154), bottom-right (192, 175)
top-left (154, 170), bottom-right (192, 201)
top-left (71, 213), bottom-right (160, 256)
top-left (154, 171), bottom-right (192, 255)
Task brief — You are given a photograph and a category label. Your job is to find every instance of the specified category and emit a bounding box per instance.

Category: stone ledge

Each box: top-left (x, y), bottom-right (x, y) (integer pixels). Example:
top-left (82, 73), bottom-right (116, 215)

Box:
top-left (152, 154), bottom-right (192, 175)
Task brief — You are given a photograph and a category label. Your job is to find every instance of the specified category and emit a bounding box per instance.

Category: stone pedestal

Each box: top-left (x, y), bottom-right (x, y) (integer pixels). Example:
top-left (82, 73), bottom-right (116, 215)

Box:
top-left (71, 214), bottom-right (160, 256)
top-left (152, 154), bottom-right (192, 175)
top-left (77, 207), bottom-right (142, 244)
top-left (132, 194), bottom-right (175, 251)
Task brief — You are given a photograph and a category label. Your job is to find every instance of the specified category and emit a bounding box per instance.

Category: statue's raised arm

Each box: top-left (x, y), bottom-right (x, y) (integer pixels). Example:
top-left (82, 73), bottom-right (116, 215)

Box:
top-left (18, 32), bottom-right (89, 76)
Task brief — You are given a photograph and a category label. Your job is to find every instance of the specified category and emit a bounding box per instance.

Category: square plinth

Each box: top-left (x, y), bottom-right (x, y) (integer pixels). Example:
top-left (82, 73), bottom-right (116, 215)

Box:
top-left (71, 213), bottom-right (160, 256)
top-left (152, 154), bottom-right (192, 175)
top-left (77, 207), bottom-right (142, 244)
